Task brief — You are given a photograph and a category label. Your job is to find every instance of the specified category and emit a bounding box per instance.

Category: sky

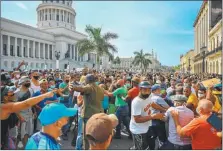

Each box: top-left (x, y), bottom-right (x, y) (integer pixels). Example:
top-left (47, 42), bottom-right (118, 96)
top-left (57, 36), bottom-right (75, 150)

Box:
top-left (1, 1), bottom-right (203, 66)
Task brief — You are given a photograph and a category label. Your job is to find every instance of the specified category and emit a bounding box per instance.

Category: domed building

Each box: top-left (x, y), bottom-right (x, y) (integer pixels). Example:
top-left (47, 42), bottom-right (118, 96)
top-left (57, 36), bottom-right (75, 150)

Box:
top-left (1, 0), bottom-right (97, 71)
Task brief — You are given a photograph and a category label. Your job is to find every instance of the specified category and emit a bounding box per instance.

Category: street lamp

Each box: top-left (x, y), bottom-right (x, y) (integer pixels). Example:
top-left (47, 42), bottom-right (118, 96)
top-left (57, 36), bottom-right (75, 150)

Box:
top-left (55, 50), bottom-right (60, 70)
top-left (200, 45), bottom-right (207, 73)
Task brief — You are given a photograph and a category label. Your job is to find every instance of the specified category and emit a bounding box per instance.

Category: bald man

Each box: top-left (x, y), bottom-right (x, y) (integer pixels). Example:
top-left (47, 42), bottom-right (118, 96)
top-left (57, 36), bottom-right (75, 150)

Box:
top-left (170, 99), bottom-right (221, 150)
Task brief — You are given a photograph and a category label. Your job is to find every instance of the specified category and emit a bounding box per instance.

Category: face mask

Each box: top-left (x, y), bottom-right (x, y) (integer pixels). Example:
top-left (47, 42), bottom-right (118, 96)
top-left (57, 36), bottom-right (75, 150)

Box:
top-left (140, 93), bottom-right (150, 99)
top-left (16, 75), bottom-right (20, 79)
top-left (50, 85), bottom-right (56, 89)
top-left (65, 80), bottom-right (69, 83)
top-left (24, 83), bottom-right (31, 88)
top-left (125, 83), bottom-right (131, 88)
top-left (33, 76), bottom-right (39, 80)
top-left (198, 93), bottom-right (205, 98)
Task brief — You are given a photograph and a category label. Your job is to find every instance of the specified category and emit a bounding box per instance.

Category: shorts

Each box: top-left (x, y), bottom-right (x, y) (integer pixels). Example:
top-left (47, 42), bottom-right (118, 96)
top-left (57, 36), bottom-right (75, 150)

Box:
top-left (20, 117), bottom-right (33, 138)
top-left (9, 126), bottom-right (18, 138)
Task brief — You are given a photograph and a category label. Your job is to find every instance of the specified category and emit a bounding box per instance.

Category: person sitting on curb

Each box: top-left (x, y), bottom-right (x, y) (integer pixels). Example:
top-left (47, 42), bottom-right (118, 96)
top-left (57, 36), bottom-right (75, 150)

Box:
top-left (86, 113), bottom-right (118, 150)
top-left (25, 103), bottom-right (77, 150)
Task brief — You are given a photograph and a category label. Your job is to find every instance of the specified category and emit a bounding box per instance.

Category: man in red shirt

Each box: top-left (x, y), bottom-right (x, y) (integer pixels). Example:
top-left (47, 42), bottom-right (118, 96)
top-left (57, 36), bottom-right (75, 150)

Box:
top-left (125, 77), bottom-right (141, 117)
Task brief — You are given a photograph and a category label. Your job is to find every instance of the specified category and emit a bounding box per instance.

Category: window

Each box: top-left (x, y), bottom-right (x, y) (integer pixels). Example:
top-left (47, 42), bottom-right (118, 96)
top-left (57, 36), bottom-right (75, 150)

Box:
top-left (24, 47), bottom-right (26, 57)
top-left (29, 48), bottom-right (32, 57)
top-left (17, 46), bottom-right (20, 56)
top-left (10, 45), bottom-right (14, 56)
top-left (3, 44), bottom-right (7, 55)
top-left (4, 61), bottom-right (8, 67)
top-left (50, 50), bottom-right (52, 59)
top-left (62, 15), bottom-right (63, 21)
top-left (62, 0), bottom-right (65, 4)
top-left (11, 61), bottom-right (15, 68)
top-left (45, 14), bottom-right (47, 20)
top-left (36, 63), bottom-right (39, 68)
top-left (56, 14), bottom-right (59, 21)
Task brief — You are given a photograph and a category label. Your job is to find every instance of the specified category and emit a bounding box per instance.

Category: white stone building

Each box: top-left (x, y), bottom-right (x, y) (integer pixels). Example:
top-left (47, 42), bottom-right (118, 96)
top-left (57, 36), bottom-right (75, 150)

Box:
top-left (111, 50), bottom-right (161, 73)
top-left (1, 0), bottom-right (97, 71)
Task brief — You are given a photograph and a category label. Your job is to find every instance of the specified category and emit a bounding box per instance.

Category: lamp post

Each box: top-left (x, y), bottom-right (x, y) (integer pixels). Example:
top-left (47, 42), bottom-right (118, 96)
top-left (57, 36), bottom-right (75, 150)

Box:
top-left (55, 50), bottom-right (60, 70)
top-left (200, 45), bottom-right (207, 73)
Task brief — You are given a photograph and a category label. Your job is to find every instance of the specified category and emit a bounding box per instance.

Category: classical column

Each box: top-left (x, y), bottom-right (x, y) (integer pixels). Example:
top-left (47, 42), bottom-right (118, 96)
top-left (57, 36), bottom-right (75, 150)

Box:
top-left (43, 43), bottom-right (45, 59)
top-left (15, 37), bottom-right (17, 57)
top-left (27, 40), bottom-right (30, 58)
top-left (38, 42), bottom-right (41, 59)
top-left (47, 44), bottom-right (50, 59)
top-left (1, 34), bottom-right (3, 55)
top-left (33, 41), bottom-right (36, 58)
top-left (7, 35), bottom-right (10, 56)
top-left (21, 38), bottom-right (24, 57)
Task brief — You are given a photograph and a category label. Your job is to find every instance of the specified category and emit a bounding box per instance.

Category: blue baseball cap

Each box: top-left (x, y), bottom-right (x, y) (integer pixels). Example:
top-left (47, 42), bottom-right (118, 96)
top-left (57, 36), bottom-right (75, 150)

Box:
top-left (38, 103), bottom-right (77, 126)
top-left (151, 84), bottom-right (161, 91)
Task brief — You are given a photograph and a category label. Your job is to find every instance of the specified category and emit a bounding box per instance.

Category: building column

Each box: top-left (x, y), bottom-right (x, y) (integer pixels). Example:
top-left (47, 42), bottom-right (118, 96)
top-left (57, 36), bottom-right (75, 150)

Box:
top-left (21, 38), bottom-right (24, 57)
top-left (38, 42), bottom-right (41, 58)
top-left (47, 44), bottom-right (50, 59)
top-left (43, 43), bottom-right (45, 59)
top-left (63, 10), bottom-right (65, 22)
top-left (27, 40), bottom-right (30, 58)
top-left (7, 35), bottom-right (10, 56)
top-left (15, 37), bottom-right (17, 57)
top-left (33, 41), bottom-right (36, 58)
top-left (1, 34), bottom-right (3, 56)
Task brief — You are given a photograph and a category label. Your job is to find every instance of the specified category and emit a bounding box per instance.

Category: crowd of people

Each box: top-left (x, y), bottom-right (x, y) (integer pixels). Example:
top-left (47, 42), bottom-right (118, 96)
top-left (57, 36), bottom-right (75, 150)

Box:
top-left (0, 61), bottom-right (222, 150)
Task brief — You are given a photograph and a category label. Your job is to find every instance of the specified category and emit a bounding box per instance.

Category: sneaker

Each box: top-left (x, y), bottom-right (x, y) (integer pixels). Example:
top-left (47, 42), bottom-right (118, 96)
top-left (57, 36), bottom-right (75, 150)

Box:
top-left (129, 146), bottom-right (135, 150)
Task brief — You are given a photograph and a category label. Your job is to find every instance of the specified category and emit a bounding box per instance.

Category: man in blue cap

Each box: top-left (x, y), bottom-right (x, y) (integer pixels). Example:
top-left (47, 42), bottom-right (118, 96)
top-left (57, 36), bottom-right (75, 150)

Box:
top-left (25, 103), bottom-right (77, 150)
top-left (149, 84), bottom-right (170, 149)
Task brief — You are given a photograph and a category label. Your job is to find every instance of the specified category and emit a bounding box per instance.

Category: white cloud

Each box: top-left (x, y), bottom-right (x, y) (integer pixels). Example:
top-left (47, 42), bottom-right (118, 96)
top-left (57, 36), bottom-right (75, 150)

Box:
top-left (15, 2), bottom-right (28, 11)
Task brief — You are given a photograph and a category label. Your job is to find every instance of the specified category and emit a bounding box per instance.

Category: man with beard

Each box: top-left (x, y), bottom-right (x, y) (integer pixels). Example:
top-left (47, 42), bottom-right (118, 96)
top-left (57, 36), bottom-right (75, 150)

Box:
top-left (130, 81), bottom-right (165, 150)
top-left (32, 79), bottom-right (59, 131)
top-left (14, 76), bottom-right (35, 148)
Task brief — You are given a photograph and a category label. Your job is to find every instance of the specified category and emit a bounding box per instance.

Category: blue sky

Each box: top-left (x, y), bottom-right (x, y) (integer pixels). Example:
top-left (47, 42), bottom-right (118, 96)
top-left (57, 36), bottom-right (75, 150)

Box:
top-left (1, 1), bottom-right (202, 66)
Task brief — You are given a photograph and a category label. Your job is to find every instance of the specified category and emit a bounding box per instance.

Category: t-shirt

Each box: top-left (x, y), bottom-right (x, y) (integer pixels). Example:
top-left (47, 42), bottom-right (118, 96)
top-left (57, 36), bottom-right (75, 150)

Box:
top-left (31, 82), bottom-right (41, 93)
top-left (127, 87), bottom-right (140, 101)
top-left (166, 87), bottom-right (174, 95)
top-left (130, 96), bottom-right (152, 134)
top-left (59, 82), bottom-right (69, 102)
top-left (32, 91), bottom-right (58, 115)
top-left (165, 106), bottom-right (194, 145)
top-left (187, 93), bottom-right (198, 109)
top-left (182, 115), bottom-right (221, 150)
top-left (102, 96), bottom-right (109, 110)
top-left (25, 132), bottom-right (60, 150)
top-left (81, 83), bottom-right (104, 119)
top-left (113, 87), bottom-right (128, 107)
top-left (151, 94), bottom-right (169, 114)
top-left (15, 88), bottom-right (34, 119)
top-left (212, 95), bottom-right (221, 113)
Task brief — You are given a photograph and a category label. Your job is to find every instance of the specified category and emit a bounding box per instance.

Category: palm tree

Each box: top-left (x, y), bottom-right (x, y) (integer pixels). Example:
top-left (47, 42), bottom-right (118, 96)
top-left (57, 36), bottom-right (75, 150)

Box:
top-left (132, 49), bottom-right (152, 74)
top-left (76, 25), bottom-right (118, 70)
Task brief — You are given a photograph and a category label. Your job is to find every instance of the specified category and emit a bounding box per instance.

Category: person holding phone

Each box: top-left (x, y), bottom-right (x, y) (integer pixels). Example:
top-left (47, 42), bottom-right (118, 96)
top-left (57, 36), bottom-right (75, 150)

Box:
top-left (170, 99), bottom-right (221, 150)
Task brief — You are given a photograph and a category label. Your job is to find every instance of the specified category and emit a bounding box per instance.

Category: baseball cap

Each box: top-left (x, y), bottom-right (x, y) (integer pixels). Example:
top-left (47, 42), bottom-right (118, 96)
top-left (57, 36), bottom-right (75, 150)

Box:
top-left (86, 113), bottom-right (118, 145)
top-left (139, 81), bottom-right (151, 89)
top-left (18, 76), bottom-right (30, 85)
top-left (85, 74), bottom-right (95, 83)
top-left (38, 103), bottom-right (77, 126)
top-left (151, 84), bottom-right (161, 91)
top-left (170, 95), bottom-right (187, 102)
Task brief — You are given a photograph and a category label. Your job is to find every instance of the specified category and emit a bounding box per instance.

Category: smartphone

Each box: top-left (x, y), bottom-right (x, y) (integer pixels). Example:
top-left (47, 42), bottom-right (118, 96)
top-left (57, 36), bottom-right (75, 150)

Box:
top-left (207, 113), bottom-right (222, 131)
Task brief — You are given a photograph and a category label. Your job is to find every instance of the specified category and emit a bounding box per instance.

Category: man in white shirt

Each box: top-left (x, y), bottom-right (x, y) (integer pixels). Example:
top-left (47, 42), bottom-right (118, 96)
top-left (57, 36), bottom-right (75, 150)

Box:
top-left (160, 95), bottom-right (194, 150)
top-left (166, 79), bottom-right (176, 96)
top-left (130, 81), bottom-right (165, 150)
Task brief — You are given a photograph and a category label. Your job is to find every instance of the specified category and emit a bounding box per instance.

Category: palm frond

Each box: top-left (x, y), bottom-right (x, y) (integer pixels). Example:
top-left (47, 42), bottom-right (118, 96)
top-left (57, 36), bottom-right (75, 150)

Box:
top-left (76, 39), bottom-right (95, 56)
top-left (103, 32), bottom-right (118, 41)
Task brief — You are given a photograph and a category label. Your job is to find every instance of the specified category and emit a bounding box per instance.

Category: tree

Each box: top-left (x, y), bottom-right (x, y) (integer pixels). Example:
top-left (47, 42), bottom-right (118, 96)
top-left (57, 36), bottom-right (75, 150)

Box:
top-left (132, 49), bottom-right (152, 74)
top-left (76, 25), bottom-right (118, 69)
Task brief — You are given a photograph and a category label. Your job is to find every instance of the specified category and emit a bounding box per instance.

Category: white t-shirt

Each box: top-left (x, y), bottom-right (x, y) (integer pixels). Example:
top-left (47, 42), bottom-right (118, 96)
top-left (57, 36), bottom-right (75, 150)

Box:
top-left (31, 82), bottom-right (41, 93)
top-left (165, 106), bottom-right (194, 145)
top-left (130, 96), bottom-right (152, 134)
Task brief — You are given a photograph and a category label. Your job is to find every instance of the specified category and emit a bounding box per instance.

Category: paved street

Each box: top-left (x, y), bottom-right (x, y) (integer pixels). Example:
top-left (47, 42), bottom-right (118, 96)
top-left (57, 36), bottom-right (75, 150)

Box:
top-left (60, 131), bottom-right (133, 150)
